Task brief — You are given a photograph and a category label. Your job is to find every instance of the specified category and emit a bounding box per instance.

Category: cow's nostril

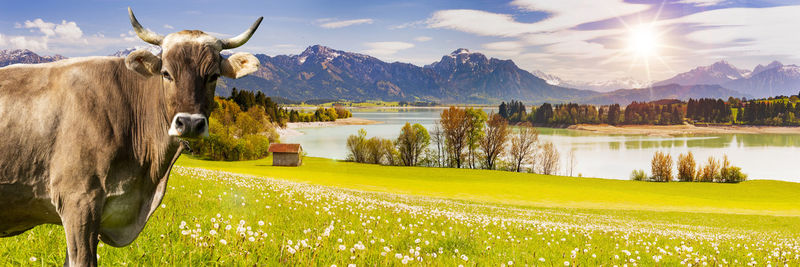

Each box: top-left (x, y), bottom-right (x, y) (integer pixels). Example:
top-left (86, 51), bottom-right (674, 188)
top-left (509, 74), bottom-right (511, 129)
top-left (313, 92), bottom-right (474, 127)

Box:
top-left (195, 120), bottom-right (206, 131)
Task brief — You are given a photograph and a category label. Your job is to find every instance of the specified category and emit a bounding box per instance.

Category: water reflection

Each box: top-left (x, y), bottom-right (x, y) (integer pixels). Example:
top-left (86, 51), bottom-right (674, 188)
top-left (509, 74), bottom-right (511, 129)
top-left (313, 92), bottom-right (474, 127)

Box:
top-left (284, 108), bottom-right (800, 182)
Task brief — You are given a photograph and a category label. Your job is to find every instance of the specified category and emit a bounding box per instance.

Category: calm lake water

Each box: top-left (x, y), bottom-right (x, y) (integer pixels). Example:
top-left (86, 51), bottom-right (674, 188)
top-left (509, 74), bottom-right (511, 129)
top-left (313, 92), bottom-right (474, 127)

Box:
top-left (285, 108), bottom-right (800, 182)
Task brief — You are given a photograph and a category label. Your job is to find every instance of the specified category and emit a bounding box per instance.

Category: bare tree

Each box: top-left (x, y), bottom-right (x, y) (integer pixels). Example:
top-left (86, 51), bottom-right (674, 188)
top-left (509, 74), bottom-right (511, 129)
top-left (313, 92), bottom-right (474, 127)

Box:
top-left (650, 151), bottom-right (673, 182)
top-left (566, 148), bottom-right (577, 177)
top-left (430, 122), bottom-right (445, 167)
top-left (480, 113), bottom-right (510, 170)
top-left (440, 106), bottom-right (471, 168)
top-left (538, 141), bottom-right (560, 175)
top-left (509, 122), bottom-right (539, 172)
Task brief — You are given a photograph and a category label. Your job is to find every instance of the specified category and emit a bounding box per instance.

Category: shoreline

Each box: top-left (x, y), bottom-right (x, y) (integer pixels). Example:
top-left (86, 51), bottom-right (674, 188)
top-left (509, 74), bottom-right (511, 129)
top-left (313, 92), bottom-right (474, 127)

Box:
top-left (277, 117), bottom-right (382, 138)
top-left (568, 123), bottom-right (800, 136)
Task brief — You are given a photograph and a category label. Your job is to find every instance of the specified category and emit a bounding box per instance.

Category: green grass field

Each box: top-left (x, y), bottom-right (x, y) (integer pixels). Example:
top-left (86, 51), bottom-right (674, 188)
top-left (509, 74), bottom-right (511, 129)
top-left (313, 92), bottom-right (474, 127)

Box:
top-left (1, 156), bottom-right (799, 265)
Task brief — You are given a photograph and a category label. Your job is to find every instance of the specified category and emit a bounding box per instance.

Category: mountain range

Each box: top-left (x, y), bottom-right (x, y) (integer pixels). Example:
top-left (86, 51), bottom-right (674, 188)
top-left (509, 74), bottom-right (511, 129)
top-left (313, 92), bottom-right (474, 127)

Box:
top-left (653, 60), bottom-right (800, 98)
top-left (1, 46), bottom-right (795, 104)
top-left (217, 46), bottom-right (595, 104)
top-left (531, 70), bottom-right (651, 92)
top-left (0, 49), bottom-right (66, 67)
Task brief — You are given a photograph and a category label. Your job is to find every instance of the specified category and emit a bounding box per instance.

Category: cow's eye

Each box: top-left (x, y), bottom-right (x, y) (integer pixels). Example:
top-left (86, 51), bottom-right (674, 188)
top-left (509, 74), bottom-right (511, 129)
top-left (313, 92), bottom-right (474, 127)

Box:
top-left (207, 74), bottom-right (219, 83)
top-left (161, 71), bottom-right (172, 81)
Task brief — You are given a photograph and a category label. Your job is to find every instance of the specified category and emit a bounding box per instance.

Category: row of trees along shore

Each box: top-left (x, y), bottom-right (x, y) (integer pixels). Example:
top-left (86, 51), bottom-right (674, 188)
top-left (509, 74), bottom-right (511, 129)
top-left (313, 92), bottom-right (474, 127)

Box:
top-left (188, 88), bottom-right (352, 161)
top-left (229, 88), bottom-right (352, 126)
top-left (631, 151), bottom-right (747, 183)
top-left (346, 107), bottom-right (562, 175)
top-left (499, 93), bottom-right (800, 126)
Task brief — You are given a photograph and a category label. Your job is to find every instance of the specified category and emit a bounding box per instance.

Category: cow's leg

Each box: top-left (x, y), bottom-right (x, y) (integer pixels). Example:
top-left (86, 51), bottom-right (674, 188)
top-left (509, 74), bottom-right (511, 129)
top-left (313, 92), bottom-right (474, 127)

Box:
top-left (59, 192), bottom-right (103, 267)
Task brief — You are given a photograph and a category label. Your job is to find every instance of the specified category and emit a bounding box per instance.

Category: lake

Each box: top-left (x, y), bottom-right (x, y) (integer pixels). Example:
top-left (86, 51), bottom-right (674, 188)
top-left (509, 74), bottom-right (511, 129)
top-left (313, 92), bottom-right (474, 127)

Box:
top-left (285, 108), bottom-right (800, 182)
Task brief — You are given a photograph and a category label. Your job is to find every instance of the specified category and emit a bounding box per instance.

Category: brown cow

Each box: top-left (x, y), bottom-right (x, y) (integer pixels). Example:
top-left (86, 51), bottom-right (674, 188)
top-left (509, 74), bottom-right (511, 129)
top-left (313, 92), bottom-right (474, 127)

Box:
top-left (0, 8), bottom-right (262, 266)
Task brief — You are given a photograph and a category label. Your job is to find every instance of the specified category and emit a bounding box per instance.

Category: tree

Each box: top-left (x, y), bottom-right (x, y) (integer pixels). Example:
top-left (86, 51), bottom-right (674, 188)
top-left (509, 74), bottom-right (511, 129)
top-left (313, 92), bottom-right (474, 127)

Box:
top-left (440, 106), bottom-right (471, 168)
top-left (346, 129), bottom-right (368, 163)
top-left (430, 122), bottom-right (445, 167)
top-left (508, 123), bottom-right (539, 172)
top-left (566, 148), bottom-right (577, 177)
top-left (397, 123), bottom-right (430, 166)
top-left (718, 155), bottom-right (747, 183)
top-left (365, 137), bottom-right (384, 164)
top-left (537, 141), bottom-right (559, 175)
top-left (677, 152), bottom-right (696, 182)
top-left (480, 113), bottom-right (510, 170)
top-left (698, 156), bottom-right (720, 182)
top-left (465, 108), bottom-right (488, 169)
top-left (650, 151), bottom-right (673, 182)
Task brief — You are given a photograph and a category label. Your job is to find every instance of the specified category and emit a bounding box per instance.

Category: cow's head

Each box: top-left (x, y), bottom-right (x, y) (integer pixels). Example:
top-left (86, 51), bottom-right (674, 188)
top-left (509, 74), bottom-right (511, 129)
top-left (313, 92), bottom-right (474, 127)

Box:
top-left (125, 7), bottom-right (262, 138)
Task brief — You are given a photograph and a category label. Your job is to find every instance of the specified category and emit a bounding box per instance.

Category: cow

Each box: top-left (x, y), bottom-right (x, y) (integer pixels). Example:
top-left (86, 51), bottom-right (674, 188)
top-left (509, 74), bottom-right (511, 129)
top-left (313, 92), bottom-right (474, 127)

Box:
top-left (0, 8), bottom-right (262, 266)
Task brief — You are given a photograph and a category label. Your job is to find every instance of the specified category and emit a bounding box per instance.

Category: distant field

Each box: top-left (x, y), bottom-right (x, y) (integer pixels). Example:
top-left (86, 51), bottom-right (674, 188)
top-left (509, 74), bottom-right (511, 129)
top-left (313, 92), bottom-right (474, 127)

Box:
top-left (1, 156), bottom-right (798, 265)
top-left (179, 156), bottom-right (800, 216)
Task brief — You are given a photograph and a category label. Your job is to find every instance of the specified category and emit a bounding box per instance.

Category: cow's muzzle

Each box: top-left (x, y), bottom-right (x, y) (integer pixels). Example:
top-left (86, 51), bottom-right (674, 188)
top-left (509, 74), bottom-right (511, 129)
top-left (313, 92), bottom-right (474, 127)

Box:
top-left (168, 113), bottom-right (209, 138)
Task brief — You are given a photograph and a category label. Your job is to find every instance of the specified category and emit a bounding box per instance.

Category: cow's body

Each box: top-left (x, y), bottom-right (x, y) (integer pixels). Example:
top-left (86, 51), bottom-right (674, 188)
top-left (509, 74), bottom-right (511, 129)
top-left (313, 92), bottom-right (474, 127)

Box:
top-left (0, 8), bottom-right (262, 266)
top-left (0, 57), bottom-right (181, 247)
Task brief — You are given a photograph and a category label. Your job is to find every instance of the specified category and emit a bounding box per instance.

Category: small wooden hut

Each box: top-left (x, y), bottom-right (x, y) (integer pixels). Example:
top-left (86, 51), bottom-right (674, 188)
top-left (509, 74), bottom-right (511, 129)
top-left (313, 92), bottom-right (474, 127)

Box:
top-left (268, 144), bottom-right (303, 166)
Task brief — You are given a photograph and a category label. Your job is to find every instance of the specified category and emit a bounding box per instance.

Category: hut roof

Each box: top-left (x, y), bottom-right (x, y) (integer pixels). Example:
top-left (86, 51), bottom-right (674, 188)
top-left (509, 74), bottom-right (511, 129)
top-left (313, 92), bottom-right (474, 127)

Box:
top-left (268, 143), bottom-right (302, 153)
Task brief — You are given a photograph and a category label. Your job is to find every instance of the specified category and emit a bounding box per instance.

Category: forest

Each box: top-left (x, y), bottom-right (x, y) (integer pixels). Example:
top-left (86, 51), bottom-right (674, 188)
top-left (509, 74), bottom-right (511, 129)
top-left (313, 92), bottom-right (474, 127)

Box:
top-left (499, 94), bottom-right (800, 126)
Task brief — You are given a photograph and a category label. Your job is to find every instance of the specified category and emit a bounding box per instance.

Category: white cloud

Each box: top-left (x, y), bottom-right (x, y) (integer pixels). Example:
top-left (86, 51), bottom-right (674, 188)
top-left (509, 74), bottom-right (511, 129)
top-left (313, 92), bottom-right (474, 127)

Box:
top-left (320, 18), bottom-right (374, 29)
top-left (509, 0), bottom-right (649, 30)
top-left (675, 0), bottom-right (726, 7)
top-left (427, 9), bottom-right (533, 37)
top-left (53, 21), bottom-right (82, 40)
top-left (163, 24), bottom-right (174, 29)
top-left (660, 5), bottom-right (800, 59)
top-left (482, 41), bottom-right (524, 51)
top-left (0, 18), bottom-right (138, 56)
top-left (9, 36), bottom-right (48, 51)
top-left (413, 36), bottom-right (432, 42)
top-left (428, 0), bottom-right (648, 37)
top-left (362, 41), bottom-right (414, 56)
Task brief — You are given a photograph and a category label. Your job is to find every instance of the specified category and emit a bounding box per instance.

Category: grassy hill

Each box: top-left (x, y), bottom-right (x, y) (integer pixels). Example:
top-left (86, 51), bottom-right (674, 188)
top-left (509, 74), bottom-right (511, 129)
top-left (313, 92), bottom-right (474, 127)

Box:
top-left (178, 156), bottom-right (800, 217)
top-left (2, 156), bottom-right (798, 265)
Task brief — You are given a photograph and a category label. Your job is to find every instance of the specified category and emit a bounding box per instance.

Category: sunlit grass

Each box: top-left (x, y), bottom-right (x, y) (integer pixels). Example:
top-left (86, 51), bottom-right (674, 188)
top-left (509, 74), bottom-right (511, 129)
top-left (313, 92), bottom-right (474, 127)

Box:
top-left (1, 157), bottom-right (798, 265)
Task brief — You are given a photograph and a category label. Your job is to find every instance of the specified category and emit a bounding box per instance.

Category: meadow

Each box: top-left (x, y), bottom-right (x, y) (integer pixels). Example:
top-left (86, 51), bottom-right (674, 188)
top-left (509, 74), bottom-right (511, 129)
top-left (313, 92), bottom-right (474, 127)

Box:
top-left (1, 156), bottom-right (799, 265)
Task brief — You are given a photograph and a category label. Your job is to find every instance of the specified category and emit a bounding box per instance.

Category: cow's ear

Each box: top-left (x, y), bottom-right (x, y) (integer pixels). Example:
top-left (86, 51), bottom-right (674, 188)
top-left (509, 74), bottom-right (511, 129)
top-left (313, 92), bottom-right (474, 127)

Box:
top-left (125, 50), bottom-right (162, 77)
top-left (221, 53), bottom-right (259, 79)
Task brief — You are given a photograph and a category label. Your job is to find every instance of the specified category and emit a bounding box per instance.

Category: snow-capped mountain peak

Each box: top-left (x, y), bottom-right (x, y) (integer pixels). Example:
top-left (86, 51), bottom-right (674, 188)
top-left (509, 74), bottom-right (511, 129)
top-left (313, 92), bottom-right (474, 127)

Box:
top-left (531, 70), bottom-right (651, 92)
top-left (109, 45), bottom-right (162, 57)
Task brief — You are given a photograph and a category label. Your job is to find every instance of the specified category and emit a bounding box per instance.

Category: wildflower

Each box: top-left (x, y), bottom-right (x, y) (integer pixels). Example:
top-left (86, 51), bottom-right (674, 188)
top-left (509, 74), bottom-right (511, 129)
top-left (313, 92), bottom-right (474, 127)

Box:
top-left (29, 257), bottom-right (37, 262)
top-left (219, 239), bottom-right (227, 245)
top-left (339, 245), bottom-right (346, 251)
top-left (508, 261), bottom-right (513, 265)
top-left (564, 261), bottom-right (570, 266)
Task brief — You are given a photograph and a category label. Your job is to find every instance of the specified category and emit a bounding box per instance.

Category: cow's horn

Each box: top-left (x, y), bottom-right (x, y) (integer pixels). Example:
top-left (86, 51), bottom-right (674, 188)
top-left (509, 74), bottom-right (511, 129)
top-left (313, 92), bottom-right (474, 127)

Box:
top-left (220, 17), bottom-right (263, 49)
top-left (128, 7), bottom-right (164, 46)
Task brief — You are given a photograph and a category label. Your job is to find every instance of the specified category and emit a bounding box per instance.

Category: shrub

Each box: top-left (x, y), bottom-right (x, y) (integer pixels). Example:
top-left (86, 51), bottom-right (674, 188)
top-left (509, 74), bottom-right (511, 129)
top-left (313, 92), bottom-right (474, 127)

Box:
top-left (650, 151), bottom-right (673, 182)
top-left (630, 169), bottom-right (647, 181)
top-left (698, 157), bottom-right (720, 182)
top-left (718, 155), bottom-right (748, 183)
top-left (346, 129), bottom-right (368, 163)
top-left (677, 152), bottom-right (696, 182)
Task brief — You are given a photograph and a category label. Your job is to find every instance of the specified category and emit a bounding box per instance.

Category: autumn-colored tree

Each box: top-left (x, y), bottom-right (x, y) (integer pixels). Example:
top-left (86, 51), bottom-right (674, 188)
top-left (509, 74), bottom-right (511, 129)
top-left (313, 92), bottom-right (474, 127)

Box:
top-left (698, 156), bottom-right (720, 182)
top-left (480, 113), bottom-right (510, 170)
top-left (440, 106), bottom-right (471, 168)
top-left (677, 152), bottom-right (696, 182)
top-left (509, 123), bottom-right (539, 172)
top-left (650, 151), bottom-right (673, 182)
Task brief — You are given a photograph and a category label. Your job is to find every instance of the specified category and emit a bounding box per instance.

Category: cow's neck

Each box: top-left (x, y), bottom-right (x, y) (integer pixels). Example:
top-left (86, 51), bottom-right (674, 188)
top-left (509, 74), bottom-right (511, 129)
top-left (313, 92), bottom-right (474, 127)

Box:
top-left (122, 70), bottom-right (177, 180)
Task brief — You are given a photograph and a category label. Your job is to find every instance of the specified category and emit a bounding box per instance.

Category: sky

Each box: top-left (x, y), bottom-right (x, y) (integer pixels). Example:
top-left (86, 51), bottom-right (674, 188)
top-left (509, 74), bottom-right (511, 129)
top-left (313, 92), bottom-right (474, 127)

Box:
top-left (1, 0), bottom-right (799, 82)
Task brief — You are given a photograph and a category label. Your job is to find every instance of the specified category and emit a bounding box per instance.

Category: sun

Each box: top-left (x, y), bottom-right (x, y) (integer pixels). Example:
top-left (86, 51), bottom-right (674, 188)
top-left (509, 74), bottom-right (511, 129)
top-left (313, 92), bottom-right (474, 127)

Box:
top-left (628, 24), bottom-right (659, 57)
